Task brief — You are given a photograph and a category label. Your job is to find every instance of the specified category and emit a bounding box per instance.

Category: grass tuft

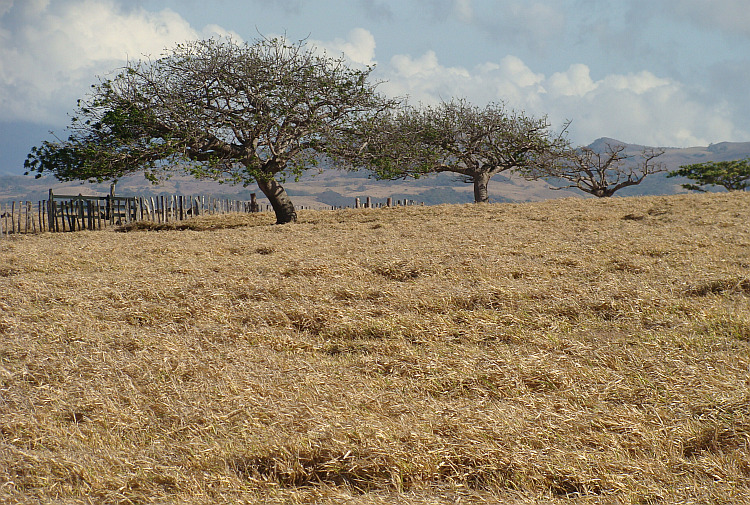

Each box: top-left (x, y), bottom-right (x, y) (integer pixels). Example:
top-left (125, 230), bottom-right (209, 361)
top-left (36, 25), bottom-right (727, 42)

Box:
top-left (1, 192), bottom-right (749, 504)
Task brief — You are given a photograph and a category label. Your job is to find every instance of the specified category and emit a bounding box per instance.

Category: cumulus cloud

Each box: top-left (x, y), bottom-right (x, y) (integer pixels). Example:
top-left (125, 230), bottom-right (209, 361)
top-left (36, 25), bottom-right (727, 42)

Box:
top-left (309, 28), bottom-right (377, 67)
top-left (547, 64), bottom-right (597, 97)
top-left (2, 0), bottom-right (747, 149)
top-left (0, 0), bottom-right (228, 125)
top-left (377, 49), bottom-right (747, 146)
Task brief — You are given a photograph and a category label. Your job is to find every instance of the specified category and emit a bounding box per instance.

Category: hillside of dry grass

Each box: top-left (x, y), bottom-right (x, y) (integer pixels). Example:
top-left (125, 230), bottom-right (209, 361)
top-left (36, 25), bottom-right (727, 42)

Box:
top-left (1, 192), bottom-right (749, 504)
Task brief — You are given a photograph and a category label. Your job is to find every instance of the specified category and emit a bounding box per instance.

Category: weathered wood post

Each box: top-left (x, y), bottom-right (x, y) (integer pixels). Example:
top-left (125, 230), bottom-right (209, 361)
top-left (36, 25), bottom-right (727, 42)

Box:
top-left (355, 197), bottom-right (361, 209)
top-left (76, 196), bottom-right (83, 230)
top-left (250, 193), bottom-right (259, 213)
top-left (60, 202), bottom-right (66, 231)
top-left (47, 190), bottom-right (54, 232)
top-left (109, 182), bottom-right (116, 224)
top-left (24, 201), bottom-right (30, 233)
top-left (366, 196), bottom-right (371, 208)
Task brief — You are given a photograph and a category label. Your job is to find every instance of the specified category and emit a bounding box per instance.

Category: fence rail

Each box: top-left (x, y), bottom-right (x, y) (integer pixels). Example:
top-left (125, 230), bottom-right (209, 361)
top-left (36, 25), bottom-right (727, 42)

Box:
top-left (0, 191), bottom-right (422, 238)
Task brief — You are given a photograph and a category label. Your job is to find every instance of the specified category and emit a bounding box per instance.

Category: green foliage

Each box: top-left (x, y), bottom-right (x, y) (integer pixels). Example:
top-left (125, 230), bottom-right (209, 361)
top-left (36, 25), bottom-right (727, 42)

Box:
top-left (25, 101), bottom-right (178, 184)
top-left (347, 99), bottom-right (566, 202)
top-left (25, 37), bottom-right (393, 188)
top-left (667, 158), bottom-right (750, 192)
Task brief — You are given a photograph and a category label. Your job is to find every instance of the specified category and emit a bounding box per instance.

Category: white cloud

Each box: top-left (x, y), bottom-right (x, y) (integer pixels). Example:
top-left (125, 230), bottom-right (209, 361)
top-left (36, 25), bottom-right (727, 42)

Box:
top-left (377, 49), bottom-right (747, 147)
top-left (0, 0), bottom-right (205, 124)
top-left (310, 28), bottom-right (377, 67)
top-left (2, 0), bottom-right (747, 149)
top-left (547, 64), bottom-right (597, 97)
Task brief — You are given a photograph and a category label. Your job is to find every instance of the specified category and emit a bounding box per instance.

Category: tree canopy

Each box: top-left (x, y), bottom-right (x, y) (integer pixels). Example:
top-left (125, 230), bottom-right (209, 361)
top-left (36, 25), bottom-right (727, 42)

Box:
top-left (25, 37), bottom-right (395, 223)
top-left (524, 142), bottom-right (666, 197)
top-left (350, 99), bottom-right (566, 203)
top-left (667, 158), bottom-right (750, 192)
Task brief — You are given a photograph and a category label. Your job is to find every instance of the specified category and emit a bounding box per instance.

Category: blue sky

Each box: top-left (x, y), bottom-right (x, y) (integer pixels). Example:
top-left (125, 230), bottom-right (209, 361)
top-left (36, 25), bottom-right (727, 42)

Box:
top-left (1, 0), bottom-right (749, 175)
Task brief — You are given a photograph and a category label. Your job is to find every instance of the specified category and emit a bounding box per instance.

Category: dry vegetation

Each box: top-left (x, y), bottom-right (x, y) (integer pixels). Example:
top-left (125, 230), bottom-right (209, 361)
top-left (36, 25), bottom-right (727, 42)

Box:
top-left (1, 192), bottom-right (749, 504)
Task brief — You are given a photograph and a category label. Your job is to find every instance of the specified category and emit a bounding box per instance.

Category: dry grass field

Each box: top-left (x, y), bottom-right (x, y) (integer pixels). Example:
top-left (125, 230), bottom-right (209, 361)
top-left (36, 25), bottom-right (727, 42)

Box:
top-left (1, 192), bottom-right (749, 504)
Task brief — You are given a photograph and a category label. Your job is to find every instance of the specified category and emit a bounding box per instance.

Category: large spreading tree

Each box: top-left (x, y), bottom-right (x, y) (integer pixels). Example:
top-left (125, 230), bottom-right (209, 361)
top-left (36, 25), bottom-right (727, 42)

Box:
top-left (25, 37), bottom-right (395, 223)
top-left (525, 141), bottom-right (666, 197)
top-left (350, 99), bottom-right (567, 203)
top-left (667, 158), bottom-right (750, 192)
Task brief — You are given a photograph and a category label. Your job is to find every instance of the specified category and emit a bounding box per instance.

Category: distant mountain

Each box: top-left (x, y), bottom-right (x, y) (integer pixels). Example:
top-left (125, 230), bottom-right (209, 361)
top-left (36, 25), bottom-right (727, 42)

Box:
top-left (587, 137), bottom-right (750, 164)
top-left (583, 138), bottom-right (750, 196)
top-left (2, 138), bottom-right (749, 207)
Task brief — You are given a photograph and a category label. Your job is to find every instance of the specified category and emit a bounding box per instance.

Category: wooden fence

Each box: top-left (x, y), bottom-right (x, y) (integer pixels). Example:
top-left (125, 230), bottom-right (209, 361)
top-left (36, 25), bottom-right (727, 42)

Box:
top-left (0, 192), bottom-right (265, 238)
top-left (0, 192), bottom-right (422, 238)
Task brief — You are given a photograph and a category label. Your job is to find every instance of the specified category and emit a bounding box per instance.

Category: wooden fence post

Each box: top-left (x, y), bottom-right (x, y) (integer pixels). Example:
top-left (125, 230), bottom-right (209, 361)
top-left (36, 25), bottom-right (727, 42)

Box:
top-left (77, 197), bottom-right (83, 230)
top-left (59, 202), bottom-right (65, 232)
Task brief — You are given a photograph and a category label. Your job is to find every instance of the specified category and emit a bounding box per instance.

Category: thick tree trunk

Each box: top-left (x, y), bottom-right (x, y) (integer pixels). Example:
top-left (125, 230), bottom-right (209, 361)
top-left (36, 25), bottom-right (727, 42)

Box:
top-left (472, 172), bottom-right (491, 203)
top-left (257, 177), bottom-right (297, 224)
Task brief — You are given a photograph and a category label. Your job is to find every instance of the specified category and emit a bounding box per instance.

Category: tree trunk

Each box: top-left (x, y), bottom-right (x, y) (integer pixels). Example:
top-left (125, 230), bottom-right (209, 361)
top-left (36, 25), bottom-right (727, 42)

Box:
top-left (472, 172), bottom-right (491, 203)
top-left (257, 177), bottom-right (297, 224)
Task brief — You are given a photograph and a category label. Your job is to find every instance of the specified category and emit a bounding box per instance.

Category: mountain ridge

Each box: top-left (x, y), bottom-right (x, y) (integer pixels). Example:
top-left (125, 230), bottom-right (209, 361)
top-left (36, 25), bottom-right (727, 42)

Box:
top-left (2, 138), bottom-right (749, 207)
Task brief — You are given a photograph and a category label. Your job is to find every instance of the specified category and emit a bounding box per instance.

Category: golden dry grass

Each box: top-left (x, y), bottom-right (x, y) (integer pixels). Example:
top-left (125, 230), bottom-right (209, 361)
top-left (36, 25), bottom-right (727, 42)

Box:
top-left (1, 192), bottom-right (749, 504)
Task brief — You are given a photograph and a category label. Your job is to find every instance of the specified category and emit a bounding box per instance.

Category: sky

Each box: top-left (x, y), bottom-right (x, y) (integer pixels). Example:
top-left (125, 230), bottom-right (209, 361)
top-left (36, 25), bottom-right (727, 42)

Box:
top-left (1, 0), bottom-right (749, 175)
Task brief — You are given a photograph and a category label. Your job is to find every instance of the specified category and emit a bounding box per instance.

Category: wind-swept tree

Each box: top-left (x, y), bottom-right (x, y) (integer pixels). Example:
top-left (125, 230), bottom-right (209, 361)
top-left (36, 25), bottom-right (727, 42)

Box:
top-left (25, 37), bottom-right (395, 223)
top-left (350, 99), bottom-right (566, 203)
top-left (526, 142), bottom-right (666, 197)
top-left (667, 158), bottom-right (750, 192)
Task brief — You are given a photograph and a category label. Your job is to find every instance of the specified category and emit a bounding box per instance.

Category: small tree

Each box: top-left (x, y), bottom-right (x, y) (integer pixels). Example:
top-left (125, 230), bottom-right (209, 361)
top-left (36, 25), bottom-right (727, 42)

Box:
top-left (667, 158), bottom-right (750, 192)
top-left (527, 142), bottom-right (666, 197)
top-left (24, 37), bottom-right (394, 224)
top-left (350, 99), bottom-right (566, 203)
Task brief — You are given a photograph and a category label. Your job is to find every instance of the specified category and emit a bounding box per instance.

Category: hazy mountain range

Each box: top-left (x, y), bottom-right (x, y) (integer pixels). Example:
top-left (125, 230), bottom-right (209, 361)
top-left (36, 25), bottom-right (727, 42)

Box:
top-left (1, 138), bottom-right (749, 208)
